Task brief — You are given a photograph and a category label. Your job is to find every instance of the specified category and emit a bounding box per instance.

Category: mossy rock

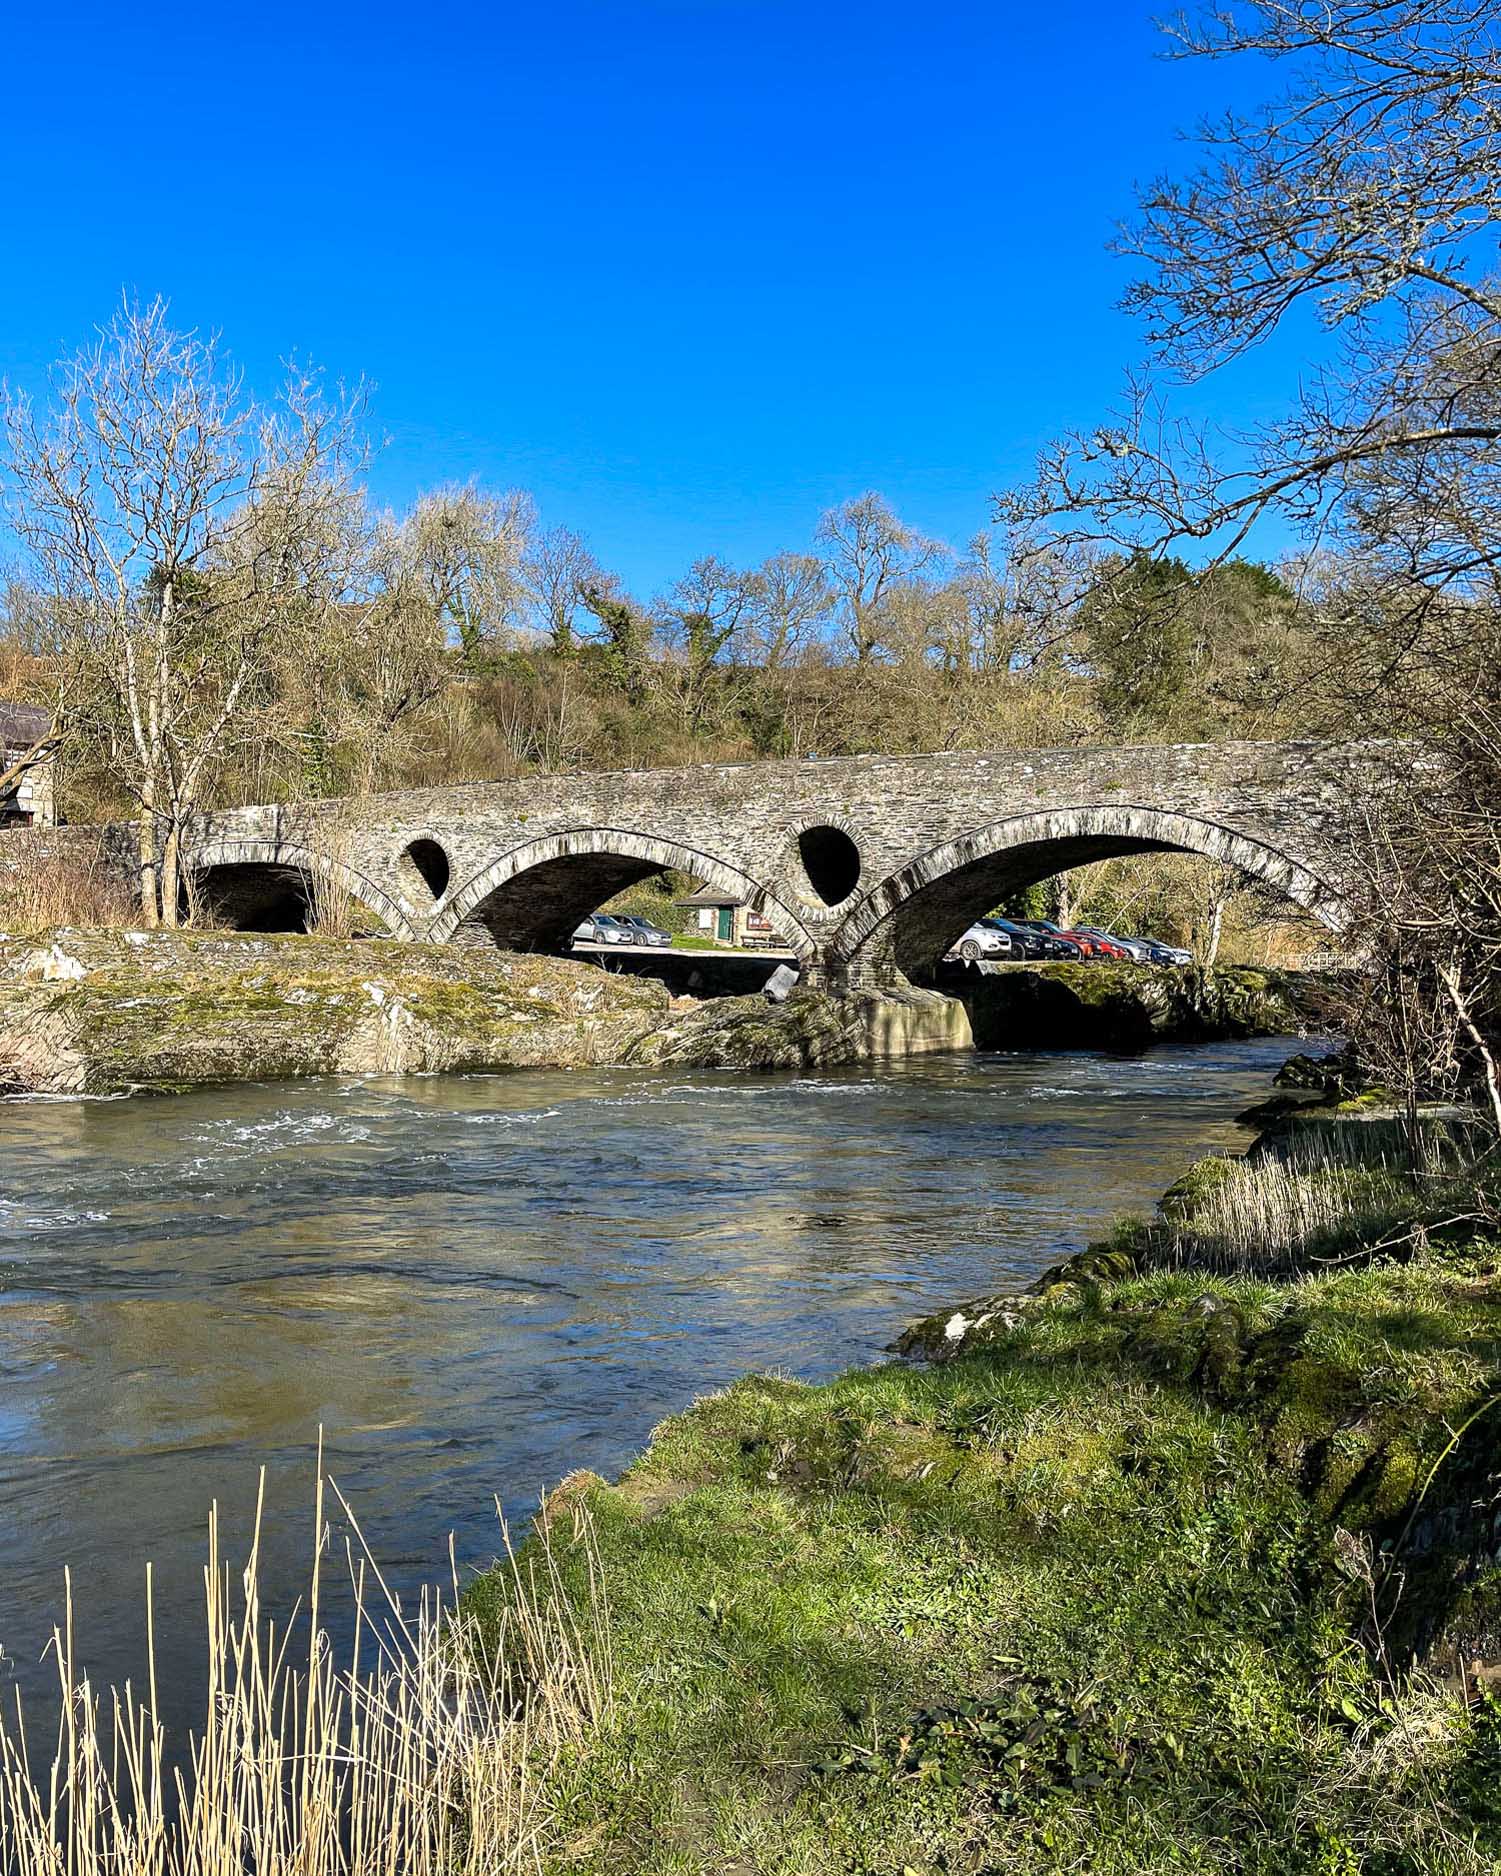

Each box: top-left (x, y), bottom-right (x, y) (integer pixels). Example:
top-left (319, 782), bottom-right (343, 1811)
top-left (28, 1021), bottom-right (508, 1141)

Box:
top-left (0, 930), bottom-right (675, 1092)
top-left (1030, 1237), bottom-right (1142, 1297)
top-left (1274, 1049), bottom-right (1363, 1097)
top-left (1157, 1153), bottom-right (1243, 1223)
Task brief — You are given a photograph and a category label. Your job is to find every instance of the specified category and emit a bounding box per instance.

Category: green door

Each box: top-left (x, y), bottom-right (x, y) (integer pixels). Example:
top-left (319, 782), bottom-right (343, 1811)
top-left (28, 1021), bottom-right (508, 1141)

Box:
top-left (717, 906), bottom-right (734, 942)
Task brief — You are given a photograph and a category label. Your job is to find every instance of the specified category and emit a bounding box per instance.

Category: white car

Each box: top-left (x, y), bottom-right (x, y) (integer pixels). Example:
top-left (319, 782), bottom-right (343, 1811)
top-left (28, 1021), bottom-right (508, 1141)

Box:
top-left (573, 914), bottom-right (633, 946)
top-left (943, 919), bottom-right (1015, 963)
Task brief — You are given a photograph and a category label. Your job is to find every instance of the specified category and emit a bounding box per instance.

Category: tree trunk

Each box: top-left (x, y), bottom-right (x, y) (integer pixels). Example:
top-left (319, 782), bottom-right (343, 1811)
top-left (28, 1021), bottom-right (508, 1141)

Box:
top-left (0, 735), bottom-right (60, 798)
top-left (137, 787), bottom-right (161, 927)
top-left (1204, 893), bottom-right (1226, 966)
top-left (159, 819), bottom-right (182, 929)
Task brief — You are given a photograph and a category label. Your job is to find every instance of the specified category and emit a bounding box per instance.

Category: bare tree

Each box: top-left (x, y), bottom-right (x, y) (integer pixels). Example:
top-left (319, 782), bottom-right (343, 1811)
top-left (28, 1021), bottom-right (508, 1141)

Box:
top-left (816, 492), bottom-right (946, 662)
top-left (3, 297), bottom-right (362, 924)
top-left (954, 533), bottom-right (1076, 673)
top-left (402, 484), bottom-right (532, 668)
top-left (1002, 3), bottom-right (1501, 610)
top-left (996, 0), bottom-right (1501, 1125)
top-left (522, 524), bottom-right (604, 658)
top-left (741, 552), bottom-right (834, 669)
top-left (654, 555), bottom-right (759, 734)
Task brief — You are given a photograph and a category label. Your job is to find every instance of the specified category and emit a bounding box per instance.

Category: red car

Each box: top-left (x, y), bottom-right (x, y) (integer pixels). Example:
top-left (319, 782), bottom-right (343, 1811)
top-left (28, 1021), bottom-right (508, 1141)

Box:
top-left (1067, 929), bottom-right (1130, 959)
top-left (1017, 920), bottom-right (1123, 960)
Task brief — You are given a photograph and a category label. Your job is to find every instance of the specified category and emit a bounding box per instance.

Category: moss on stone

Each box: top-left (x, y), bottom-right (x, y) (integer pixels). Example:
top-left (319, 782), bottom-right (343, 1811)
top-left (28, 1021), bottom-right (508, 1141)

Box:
top-left (1158, 1153), bottom-right (1243, 1221)
top-left (0, 931), bottom-right (675, 1093)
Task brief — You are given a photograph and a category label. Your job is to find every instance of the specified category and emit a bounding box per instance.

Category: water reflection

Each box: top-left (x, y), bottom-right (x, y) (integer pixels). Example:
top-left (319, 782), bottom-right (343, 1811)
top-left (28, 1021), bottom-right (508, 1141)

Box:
top-left (1, 1041), bottom-right (1300, 1717)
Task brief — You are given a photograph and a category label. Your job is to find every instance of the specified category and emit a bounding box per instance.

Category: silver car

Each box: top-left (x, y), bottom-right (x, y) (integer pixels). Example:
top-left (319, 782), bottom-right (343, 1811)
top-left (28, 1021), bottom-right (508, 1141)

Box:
top-left (609, 914), bottom-right (673, 947)
top-left (573, 914), bottom-right (633, 946)
top-left (944, 919), bottom-right (1015, 963)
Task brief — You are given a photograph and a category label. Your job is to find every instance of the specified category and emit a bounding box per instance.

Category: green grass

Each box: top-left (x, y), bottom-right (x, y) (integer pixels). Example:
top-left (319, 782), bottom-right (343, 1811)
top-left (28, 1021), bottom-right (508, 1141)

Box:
top-left (466, 1169), bottom-right (1501, 1873)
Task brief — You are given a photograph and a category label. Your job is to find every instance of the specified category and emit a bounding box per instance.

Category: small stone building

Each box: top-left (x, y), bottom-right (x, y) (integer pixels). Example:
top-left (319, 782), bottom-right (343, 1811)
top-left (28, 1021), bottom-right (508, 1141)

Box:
top-left (677, 886), bottom-right (785, 949)
top-left (0, 704), bottom-right (56, 830)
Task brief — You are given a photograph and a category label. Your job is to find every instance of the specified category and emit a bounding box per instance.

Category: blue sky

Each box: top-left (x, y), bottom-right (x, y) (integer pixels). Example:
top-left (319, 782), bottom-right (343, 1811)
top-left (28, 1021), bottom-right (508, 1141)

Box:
top-left (0, 0), bottom-right (1297, 596)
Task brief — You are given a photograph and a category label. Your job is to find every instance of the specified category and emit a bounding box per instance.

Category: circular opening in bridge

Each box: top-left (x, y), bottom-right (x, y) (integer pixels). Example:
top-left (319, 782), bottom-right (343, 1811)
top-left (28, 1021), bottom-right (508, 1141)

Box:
top-left (797, 825), bottom-right (861, 907)
top-left (401, 837), bottom-right (451, 904)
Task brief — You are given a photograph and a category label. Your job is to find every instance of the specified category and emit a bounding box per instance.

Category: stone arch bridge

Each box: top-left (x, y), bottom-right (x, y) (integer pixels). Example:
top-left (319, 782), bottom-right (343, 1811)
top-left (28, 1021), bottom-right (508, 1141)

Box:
top-left (187, 740), bottom-right (1387, 987)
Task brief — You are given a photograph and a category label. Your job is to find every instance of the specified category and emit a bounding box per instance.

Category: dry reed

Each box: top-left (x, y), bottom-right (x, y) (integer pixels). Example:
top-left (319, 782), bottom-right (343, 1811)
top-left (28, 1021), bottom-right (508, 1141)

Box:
top-left (1164, 1156), bottom-right (1411, 1273)
top-left (1153, 1126), bottom-right (1484, 1275)
top-left (0, 836), bottom-right (136, 932)
top-left (299, 821), bottom-right (366, 941)
top-left (0, 1459), bottom-right (610, 1874)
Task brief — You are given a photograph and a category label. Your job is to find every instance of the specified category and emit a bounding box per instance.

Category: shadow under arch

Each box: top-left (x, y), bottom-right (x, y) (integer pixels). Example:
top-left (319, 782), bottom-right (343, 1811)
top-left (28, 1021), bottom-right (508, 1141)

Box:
top-left (430, 827), bottom-right (817, 960)
top-left (186, 838), bottom-right (414, 938)
top-left (827, 804), bottom-right (1349, 981)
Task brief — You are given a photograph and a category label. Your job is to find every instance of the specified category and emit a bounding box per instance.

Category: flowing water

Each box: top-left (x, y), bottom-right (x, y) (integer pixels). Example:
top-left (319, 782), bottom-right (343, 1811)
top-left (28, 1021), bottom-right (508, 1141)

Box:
top-left (0, 1039), bottom-right (1302, 1724)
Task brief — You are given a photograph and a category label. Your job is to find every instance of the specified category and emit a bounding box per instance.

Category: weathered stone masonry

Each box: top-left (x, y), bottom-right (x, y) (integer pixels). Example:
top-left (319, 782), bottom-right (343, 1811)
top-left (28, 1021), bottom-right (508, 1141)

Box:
top-left (179, 739), bottom-right (1391, 986)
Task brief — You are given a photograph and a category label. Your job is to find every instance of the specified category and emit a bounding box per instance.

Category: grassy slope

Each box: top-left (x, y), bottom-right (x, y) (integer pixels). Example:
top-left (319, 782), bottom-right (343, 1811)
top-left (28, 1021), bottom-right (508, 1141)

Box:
top-left (470, 1146), bottom-right (1501, 1874)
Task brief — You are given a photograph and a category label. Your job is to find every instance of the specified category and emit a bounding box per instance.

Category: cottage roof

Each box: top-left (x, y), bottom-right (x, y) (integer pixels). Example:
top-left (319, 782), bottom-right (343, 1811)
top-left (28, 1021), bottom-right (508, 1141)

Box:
top-left (0, 702), bottom-right (50, 748)
top-left (676, 887), bottom-right (748, 909)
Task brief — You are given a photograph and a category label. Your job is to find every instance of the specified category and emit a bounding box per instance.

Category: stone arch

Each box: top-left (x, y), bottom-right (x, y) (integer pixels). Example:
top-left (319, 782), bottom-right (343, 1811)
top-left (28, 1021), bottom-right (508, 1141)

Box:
top-left (186, 838), bottom-right (414, 938)
top-left (431, 827), bottom-right (817, 959)
top-left (827, 805), bottom-right (1348, 981)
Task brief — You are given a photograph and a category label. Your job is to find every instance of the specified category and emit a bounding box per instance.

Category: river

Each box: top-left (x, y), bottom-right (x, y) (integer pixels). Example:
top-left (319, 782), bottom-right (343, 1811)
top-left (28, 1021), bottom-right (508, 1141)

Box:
top-left (0, 1038), bottom-right (1300, 1727)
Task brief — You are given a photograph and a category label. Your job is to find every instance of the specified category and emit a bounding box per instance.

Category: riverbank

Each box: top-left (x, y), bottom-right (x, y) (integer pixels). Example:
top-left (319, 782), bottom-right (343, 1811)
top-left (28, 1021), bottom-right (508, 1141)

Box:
top-left (466, 1091), bottom-right (1501, 1873)
top-left (957, 957), bottom-right (1334, 1051)
top-left (0, 929), bottom-right (1330, 1093)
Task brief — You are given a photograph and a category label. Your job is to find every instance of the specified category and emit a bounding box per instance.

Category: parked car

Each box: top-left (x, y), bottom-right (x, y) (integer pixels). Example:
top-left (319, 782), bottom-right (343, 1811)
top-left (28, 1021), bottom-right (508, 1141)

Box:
top-left (1076, 926), bottom-right (1151, 963)
top-left (609, 914), bottom-right (673, 947)
top-left (1014, 919), bottom-right (1095, 959)
top-left (572, 914), bottom-right (633, 946)
top-left (988, 916), bottom-right (1078, 961)
top-left (1137, 939), bottom-right (1194, 966)
top-left (943, 918), bottom-right (1015, 963)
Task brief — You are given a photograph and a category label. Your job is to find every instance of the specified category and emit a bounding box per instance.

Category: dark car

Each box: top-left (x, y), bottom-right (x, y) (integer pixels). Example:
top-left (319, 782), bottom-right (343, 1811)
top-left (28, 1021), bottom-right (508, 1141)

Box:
top-left (988, 916), bottom-right (1074, 960)
top-left (1136, 938), bottom-right (1194, 966)
top-left (610, 914), bottom-right (673, 947)
top-left (1013, 919), bottom-right (1088, 959)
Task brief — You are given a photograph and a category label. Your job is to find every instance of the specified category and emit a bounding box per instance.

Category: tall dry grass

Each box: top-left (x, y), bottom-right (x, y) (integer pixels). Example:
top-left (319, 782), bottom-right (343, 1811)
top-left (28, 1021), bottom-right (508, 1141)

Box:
top-left (0, 1463), bottom-right (610, 1874)
top-left (1164, 1155), bottom-right (1410, 1274)
top-left (0, 836), bottom-right (137, 932)
top-left (1156, 1124), bottom-right (1491, 1275)
top-left (298, 820), bottom-right (369, 940)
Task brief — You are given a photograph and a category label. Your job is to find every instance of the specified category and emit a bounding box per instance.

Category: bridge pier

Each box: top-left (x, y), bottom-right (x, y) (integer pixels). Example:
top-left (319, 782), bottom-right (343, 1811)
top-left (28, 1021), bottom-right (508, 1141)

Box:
top-left (801, 930), bottom-right (913, 997)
